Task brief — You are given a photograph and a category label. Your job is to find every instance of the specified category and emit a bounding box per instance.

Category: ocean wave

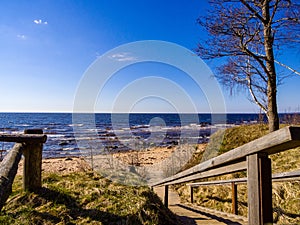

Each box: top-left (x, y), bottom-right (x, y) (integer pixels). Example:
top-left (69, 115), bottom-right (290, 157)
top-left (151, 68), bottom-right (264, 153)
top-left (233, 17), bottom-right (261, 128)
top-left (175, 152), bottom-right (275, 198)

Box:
top-left (68, 123), bottom-right (84, 127)
top-left (0, 112), bottom-right (264, 158)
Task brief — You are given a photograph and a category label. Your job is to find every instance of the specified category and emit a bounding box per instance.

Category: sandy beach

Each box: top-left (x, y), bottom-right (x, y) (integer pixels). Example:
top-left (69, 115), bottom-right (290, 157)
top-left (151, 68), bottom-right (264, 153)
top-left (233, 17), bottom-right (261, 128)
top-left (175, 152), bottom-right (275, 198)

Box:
top-left (16, 144), bottom-right (207, 176)
top-left (17, 157), bottom-right (91, 175)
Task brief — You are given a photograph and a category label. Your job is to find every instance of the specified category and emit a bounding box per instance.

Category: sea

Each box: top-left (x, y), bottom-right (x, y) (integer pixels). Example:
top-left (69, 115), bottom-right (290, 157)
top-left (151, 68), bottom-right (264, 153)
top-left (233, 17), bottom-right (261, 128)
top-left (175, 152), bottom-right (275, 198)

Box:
top-left (0, 112), bottom-right (291, 159)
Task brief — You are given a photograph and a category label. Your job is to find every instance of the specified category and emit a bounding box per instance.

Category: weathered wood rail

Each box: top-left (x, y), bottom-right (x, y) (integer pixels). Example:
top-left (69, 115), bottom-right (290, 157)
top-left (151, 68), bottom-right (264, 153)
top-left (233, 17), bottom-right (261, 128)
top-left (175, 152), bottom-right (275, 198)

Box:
top-left (187, 169), bottom-right (300, 216)
top-left (0, 129), bottom-right (47, 210)
top-left (151, 126), bottom-right (300, 225)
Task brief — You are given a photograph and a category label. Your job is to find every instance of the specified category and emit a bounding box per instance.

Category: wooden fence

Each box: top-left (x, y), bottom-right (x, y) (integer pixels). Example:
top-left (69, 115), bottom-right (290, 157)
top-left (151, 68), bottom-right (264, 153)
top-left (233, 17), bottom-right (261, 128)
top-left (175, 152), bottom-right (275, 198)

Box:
top-left (151, 126), bottom-right (300, 225)
top-left (0, 129), bottom-right (47, 210)
top-left (187, 169), bottom-right (300, 216)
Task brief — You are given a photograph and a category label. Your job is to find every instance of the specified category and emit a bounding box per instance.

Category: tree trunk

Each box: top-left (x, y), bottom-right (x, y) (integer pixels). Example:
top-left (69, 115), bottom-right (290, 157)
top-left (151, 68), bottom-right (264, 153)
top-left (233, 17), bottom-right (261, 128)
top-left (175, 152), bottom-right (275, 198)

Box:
top-left (262, 0), bottom-right (280, 132)
top-left (267, 79), bottom-right (279, 132)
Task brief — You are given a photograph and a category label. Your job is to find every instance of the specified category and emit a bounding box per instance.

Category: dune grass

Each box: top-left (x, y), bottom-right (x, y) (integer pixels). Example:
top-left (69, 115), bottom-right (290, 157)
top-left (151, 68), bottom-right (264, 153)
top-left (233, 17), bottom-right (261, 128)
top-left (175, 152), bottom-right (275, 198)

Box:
top-left (175, 124), bottom-right (300, 225)
top-left (0, 171), bottom-right (179, 225)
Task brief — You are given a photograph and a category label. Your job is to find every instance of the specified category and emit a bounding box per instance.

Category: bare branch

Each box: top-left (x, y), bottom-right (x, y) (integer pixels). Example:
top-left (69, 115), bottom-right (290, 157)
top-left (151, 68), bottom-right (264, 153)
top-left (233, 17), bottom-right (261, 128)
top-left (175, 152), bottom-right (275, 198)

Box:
top-left (274, 60), bottom-right (300, 76)
top-left (240, 0), bottom-right (265, 23)
top-left (250, 51), bottom-right (300, 76)
top-left (247, 75), bottom-right (268, 114)
top-left (270, 0), bottom-right (280, 24)
top-left (242, 46), bottom-right (270, 77)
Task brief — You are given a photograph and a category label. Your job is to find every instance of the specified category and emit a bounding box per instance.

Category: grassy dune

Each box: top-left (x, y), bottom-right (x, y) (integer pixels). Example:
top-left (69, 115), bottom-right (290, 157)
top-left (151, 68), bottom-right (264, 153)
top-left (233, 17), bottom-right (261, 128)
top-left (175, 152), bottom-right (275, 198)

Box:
top-left (0, 172), bottom-right (179, 225)
top-left (175, 124), bottom-right (300, 225)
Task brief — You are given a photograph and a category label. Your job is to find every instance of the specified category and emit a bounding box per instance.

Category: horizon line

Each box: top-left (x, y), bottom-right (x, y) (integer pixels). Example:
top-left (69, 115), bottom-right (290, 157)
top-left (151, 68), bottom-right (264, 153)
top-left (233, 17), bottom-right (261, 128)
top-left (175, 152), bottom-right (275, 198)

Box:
top-left (0, 111), bottom-right (299, 114)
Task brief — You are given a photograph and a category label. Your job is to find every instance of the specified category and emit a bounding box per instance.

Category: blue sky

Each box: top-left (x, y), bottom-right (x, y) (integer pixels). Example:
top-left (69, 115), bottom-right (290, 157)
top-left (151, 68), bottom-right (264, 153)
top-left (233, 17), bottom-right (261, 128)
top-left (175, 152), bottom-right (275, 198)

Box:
top-left (0, 0), bottom-right (299, 113)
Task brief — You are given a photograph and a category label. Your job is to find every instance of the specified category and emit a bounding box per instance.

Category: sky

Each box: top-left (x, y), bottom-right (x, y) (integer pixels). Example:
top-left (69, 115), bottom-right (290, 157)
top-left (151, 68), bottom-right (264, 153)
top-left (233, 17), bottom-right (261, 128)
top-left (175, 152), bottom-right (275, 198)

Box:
top-left (0, 0), bottom-right (299, 113)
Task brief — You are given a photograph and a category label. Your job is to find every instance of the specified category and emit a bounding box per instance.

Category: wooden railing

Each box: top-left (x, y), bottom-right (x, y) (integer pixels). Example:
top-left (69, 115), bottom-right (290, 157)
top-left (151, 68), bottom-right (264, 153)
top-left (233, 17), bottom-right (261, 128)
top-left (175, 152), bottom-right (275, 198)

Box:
top-left (0, 129), bottom-right (47, 210)
top-left (151, 126), bottom-right (300, 225)
top-left (187, 169), bottom-right (300, 216)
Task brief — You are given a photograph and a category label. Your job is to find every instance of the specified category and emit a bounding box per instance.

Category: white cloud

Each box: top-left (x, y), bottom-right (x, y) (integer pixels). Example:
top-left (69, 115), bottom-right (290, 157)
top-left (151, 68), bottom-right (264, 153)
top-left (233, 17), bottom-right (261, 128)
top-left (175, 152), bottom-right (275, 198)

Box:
top-left (33, 19), bottom-right (48, 25)
top-left (17, 34), bottom-right (27, 40)
top-left (109, 52), bottom-right (137, 62)
top-left (33, 19), bottom-right (41, 24)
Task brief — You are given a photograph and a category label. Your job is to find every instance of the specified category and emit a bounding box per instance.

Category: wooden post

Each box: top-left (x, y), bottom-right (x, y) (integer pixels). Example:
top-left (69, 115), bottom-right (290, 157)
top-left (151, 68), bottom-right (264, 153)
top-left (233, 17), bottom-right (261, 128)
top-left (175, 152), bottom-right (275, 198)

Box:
top-left (0, 143), bottom-right (24, 210)
top-left (23, 129), bottom-right (43, 192)
top-left (247, 154), bottom-right (261, 225)
top-left (190, 186), bottom-right (194, 203)
top-left (247, 153), bottom-right (273, 225)
top-left (164, 185), bottom-right (169, 207)
top-left (231, 182), bottom-right (238, 215)
top-left (260, 154), bottom-right (273, 224)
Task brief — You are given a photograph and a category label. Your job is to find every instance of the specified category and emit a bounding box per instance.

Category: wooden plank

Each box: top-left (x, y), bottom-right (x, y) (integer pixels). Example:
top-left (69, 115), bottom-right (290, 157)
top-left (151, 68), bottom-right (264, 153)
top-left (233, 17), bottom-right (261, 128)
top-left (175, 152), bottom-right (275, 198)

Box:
top-left (187, 169), bottom-right (300, 187)
top-left (259, 155), bottom-right (273, 224)
top-left (247, 153), bottom-right (273, 225)
top-left (23, 129), bottom-right (44, 191)
top-left (190, 186), bottom-right (194, 203)
top-left (273, 169), bottom-right (300, 179)
top-left (152, 126), bottom-right (300, 187)
top-left (187, 177), bottom-right (247, 186)
top-left (231, 182), bottom-right (238, 215)
top-left (164, 185), bottom-right (169, 207)
top-left (272, 169), bottom-right (300, 182)
top-left (0, 134), bottom-right (47, 143)
top-left (156, 161), bottom-right (246, 186)
top-left (247, 154), bottom-right (261, 225)
top-left (179, 203), bottom-right (248, 223)
top-left (0, 143), bottom-right (24, 210)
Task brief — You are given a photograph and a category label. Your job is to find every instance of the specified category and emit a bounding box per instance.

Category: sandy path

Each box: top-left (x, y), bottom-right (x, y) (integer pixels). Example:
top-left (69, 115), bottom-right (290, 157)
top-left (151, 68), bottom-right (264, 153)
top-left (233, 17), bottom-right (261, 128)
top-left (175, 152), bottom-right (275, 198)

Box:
top-left (153, 186), bottom-right (246, 225)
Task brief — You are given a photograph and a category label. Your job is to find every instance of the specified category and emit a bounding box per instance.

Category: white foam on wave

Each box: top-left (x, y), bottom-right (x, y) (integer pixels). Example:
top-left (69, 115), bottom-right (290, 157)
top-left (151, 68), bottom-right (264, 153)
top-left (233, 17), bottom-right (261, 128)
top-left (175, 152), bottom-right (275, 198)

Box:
top-left (68, 123), bottom-right (84, 127)
top-left (15, 124), bottom-right (31, 127)
top-left (47, 134), bottom-right (65, 138)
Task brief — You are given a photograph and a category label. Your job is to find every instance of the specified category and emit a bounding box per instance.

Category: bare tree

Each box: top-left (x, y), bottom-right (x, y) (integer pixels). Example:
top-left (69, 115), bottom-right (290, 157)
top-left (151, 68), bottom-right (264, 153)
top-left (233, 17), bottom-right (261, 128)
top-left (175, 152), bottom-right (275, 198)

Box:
top-left (196, 0), bottom-right (300, 132)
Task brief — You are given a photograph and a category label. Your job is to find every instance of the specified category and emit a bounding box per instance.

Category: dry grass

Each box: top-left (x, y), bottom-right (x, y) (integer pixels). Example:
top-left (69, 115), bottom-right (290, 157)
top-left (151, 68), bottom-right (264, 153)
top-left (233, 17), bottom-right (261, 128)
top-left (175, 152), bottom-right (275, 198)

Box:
top-left (175, 124), bottom-right (300, 224)
top-left (0, 172), bottom-right (179, 225)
